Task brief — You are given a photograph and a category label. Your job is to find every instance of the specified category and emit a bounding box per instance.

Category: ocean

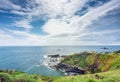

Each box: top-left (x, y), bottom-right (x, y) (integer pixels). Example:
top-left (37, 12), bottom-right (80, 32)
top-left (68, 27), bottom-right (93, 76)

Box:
top-left (0, 46), bottom-right (120, 76)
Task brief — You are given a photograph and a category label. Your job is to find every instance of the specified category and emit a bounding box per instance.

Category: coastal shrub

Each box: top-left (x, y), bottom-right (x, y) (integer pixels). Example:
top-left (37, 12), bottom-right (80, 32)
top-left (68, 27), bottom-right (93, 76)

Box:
top-left (102, 78), bottom-right (119, 82)
top-left (86, 54), bottom-right (97, 65)
top-left (14, 79), bottom-right (35, 82)
top-left (0, 73), bottom-right (13, 82)
top-left (98, 54), bottom-right (117, 72)
top-left (14, 74), bottom-right (36, 82)
top-left (87, 79), bottom-right (96, 82)
top-left (114, 50), bottom-right (120, 54)
top-left (110, 56), bottom-right (120, 70)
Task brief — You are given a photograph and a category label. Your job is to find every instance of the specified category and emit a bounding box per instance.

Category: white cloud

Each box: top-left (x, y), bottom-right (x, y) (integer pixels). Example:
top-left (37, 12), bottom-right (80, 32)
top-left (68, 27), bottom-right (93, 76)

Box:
top-left (42, 19), bottom-right (70, 35)
top-left (0, 0), bottom-right (21, 10)
top-left (41, 0), bottom-right (120, 36)
top-left (0, 30), bottom-right (12, 39)
top-left (13, 19), bottom-right (32, 29)
top-left (70, 0), bottom-right (120, 31)
top-left (0, 28), bottom-right (120, 46)
top-left (37, 0), bottom-right (87, 18)
top-left (10, 10), bottom-right (27, 15)
top-left (0, 30), bottom-right (48, 46)
top-left (11, 0), bottom-right (86, 36)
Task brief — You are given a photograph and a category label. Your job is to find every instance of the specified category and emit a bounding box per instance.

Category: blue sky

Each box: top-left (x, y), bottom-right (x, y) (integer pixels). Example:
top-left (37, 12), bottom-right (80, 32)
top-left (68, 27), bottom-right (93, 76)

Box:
top-left (0, 0), bottom-right (120, 46)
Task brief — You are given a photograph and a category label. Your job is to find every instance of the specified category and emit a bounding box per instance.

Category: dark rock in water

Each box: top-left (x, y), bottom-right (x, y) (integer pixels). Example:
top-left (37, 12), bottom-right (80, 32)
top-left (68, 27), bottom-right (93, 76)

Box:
top-left (101, 47), bottom-right (109, 50)
top-left (61, 55), bottom-right (67, 58)
top-left (57, 49), bottom-right (61, 51)
top-left (48, 54), bottom-right (60, 58)
top-left (54, 63), bottom-right (86, 75)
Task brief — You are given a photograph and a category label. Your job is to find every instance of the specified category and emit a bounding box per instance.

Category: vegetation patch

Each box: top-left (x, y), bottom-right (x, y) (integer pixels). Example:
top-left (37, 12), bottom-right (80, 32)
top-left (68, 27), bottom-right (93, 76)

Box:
top-left (61, 51), bottom-right (120, 73)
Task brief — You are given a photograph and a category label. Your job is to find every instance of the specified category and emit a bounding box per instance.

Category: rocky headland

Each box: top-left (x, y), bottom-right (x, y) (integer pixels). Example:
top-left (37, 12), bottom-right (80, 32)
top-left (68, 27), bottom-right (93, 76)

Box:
top-left (45, 50), bottom-right (120, 76)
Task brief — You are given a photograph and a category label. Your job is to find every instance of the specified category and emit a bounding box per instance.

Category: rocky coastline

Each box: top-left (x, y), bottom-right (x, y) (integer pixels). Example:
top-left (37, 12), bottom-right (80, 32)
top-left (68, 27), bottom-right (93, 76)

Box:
top-left (45, 54), bottom-right (86, 75)
top-left (53, 63), bottom-right (86, 75)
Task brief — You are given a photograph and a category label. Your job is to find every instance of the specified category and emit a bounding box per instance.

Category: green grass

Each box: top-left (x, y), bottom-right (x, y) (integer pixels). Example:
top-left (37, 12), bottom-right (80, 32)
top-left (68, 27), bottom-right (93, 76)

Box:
top-left (110, 56), bottom-right (120, 70)
top-left (52, 69), bottom-right (120, 82)
top-left (0, 69), bottom-right (120, 82)
top-left (62, 52), bottom-right (92, 68)
top-left (0, 70), bottom-right (43, 82)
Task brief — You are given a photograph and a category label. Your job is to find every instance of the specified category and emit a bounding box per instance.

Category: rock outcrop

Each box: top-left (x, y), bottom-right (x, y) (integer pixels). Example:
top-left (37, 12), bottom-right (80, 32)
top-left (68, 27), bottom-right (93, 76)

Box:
top-left (53, 63), bottom-right (86, 75)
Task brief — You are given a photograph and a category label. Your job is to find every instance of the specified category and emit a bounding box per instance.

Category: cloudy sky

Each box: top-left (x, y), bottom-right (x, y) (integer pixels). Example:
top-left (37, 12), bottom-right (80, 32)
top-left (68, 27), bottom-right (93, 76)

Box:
top-left (0, 0), bottom-right (120, 46)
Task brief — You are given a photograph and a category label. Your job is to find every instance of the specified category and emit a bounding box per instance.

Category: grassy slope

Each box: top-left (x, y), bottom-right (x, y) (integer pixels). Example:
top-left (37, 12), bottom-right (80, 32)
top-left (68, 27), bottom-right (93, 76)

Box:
top-left (0, 70), bottom-right (43, 82)
top-left (62, 52), bottom-right (120, 73)
top-left (53, 69), bottom-right (120, 82)
top-left (0, 69), bottom-right (120, 82)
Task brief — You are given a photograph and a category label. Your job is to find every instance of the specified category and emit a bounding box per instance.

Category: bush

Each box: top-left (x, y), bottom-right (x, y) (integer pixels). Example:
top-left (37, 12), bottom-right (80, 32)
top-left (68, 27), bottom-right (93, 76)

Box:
top-left (0, 73), bottom-right (12, 82)
top-left (87, 79), bottom-right (96, 82)
top-left (110, 56), bottom-right (120, 70)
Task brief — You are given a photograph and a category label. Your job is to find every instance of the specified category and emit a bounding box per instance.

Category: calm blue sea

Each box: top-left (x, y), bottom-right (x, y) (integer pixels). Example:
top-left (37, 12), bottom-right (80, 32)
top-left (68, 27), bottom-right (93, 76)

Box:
top-left (0, 46), bottom-right (120, 76)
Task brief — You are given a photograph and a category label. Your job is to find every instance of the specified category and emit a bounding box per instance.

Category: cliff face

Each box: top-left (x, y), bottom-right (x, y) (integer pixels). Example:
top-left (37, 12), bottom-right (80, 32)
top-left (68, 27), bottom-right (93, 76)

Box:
top-left (54, 63), bottom-right (86, 75)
